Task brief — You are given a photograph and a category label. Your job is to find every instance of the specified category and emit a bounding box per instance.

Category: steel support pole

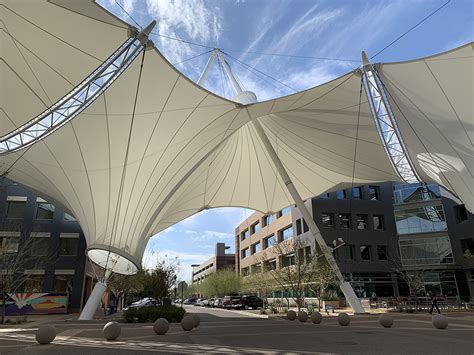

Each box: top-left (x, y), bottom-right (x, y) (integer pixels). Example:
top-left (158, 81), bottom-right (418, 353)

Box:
top-left (197, 50), bottom-right (217, 86)
top-left (251, 117), bottom-right (365, 314)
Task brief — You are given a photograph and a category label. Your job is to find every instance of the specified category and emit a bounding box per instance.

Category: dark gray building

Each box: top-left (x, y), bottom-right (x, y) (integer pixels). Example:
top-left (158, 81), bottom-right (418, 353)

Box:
top-left (0, 179), bottom-right (87, 311)
top-left (292, 182), bottom-right (474, 300)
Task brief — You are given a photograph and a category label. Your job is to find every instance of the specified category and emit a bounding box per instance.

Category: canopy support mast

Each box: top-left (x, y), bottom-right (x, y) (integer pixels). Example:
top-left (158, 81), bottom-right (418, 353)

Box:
top-left (360, 51), bottom-right (420, 184)
top-left (198, 50), bottom-right (365, 313)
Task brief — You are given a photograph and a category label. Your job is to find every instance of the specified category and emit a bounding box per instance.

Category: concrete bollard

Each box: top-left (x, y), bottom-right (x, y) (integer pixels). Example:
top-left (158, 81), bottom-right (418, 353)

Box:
top-left (378, 314), bottom-right (394, 328)
top-left (337, 312), bottom-right (350, 326)
top-left (298, 311), bottom-right (308, 322)
top-left (310, 311), bottom-right (323, 324)
top-left (286, 310), bottom-right (297, 321)
top-left (432, 314), bottom-right (448, 329)
top-left (35, 325), bottom-right (56, 345)
top-left (181, 315), bottom-right (195, 331)
top-left (153, 318), bottom-right (170, 335)
top-left (103, 321), bottom-right (121, 340)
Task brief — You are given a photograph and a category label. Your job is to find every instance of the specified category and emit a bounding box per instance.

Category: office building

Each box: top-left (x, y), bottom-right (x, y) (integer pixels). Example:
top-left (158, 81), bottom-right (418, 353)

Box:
top-left (235, 182), bottom-right (474, 300)
top-left (0, 179), bottom-right (87, 311)
top-left (191, 243), bottom-right (235, 283)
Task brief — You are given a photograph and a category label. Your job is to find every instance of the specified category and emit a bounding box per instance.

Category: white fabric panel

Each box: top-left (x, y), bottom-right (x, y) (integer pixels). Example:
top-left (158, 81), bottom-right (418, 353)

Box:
top-left (379, 43), bottom-right (474, 211)
top-left (0, 0), bottom-right (128, 135)
top-left (1, 1), bottom-right (471, 272)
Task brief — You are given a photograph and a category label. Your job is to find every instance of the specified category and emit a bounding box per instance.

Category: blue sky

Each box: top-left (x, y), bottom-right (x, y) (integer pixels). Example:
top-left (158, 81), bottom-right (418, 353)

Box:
top-left (98, 0), bottom-right (473, 281)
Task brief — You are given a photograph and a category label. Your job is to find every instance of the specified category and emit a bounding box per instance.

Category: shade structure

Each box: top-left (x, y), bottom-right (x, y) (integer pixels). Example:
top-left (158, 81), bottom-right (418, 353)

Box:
top-left (1, 0), bottom-right (472, 273)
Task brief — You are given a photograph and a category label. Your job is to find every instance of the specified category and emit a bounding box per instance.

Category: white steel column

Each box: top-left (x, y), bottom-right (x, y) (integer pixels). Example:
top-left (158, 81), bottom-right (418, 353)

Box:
top-left (251, 117), bottom-right (366, 314)
top-left (197, 50), bottom-right (217, 86)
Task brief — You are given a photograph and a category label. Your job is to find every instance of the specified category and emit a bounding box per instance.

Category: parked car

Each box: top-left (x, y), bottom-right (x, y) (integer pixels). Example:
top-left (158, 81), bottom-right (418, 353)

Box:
top-left (223, 296), bottom-right (242, 309)
top-left (200, 299), bottom-right (210, 307)
top-left (183, 298), bottom-right (197, 305)
top-left (207, 298), bottom-right (215, 307)
top-left (213, 298), bottom-right (223, 308)
top-left (240, 295), bottom-right (264, 309)
top-left (124, 297), bottom-right (157, 310)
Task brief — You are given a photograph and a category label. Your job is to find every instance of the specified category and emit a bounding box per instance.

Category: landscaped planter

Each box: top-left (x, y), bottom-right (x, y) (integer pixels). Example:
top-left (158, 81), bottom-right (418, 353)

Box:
top-left (322, 300), bottom-right (340, 309)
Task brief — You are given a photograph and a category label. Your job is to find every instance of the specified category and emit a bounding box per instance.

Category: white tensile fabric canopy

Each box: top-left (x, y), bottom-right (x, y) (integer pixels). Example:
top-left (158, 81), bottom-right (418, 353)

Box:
top-left (1, 0), bottom-right (472, 274)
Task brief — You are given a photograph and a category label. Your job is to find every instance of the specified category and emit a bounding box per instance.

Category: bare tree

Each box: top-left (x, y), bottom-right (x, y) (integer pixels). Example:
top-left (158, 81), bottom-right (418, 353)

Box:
top-left (386, 242), bottom-right (425, 310)
top-left (141, 254), bottom-right (179, 304)
top-left (0, 219), bottom-right (54, 323)
top-left (307, 259), bottom-right (339, 311)
top-left (107, 271), bottom-right (145, 310)
top-left (241, 264), bottom-right (275, 307)
top-left (261, 237), bottom-right (319, 312)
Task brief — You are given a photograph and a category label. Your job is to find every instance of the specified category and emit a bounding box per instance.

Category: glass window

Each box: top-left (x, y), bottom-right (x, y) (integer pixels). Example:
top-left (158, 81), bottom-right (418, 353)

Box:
top-left (302, 219), bottom-right (309, 233)
top-left (336, 189), bottom-right (347, 199)
top-left (251, 241), bottom-right (261, 254)
top-left (338, 213), bottom-right (352, 229)
top-left (399, 235), bottom-right (454, 266)
top-left (252, 263), bottom-right (262, 274)
top-left (336, 245), bottom-right (354, 261)
top-left (54, 274), bottom-right (74, 293)
top-left (356, 214), bottom-right (368, 229)
top-left (369, 186), bottom-right (380, 200)
top-left (264, 234), bottom-right (275, 249)
top-left (250, 222), bottom-right (260, 234)
top-left (31, 238), bottom-right (49, 256)
top-left (36, 203), bottom-right (55, 220)
top-left (377, 245), bottom-right (388, 260)
top-left (360, 245), bottom-right (371, 260)
top-left (393, 183), bottom-right (441, 204)
top-left (352, 186), bottom-right (362, 199)
top-left (395, 204), bottom-right (447, 235)
top-left (63, 212), bottom-right (77, 222)
top-left (59, 238), bottom-right (78, 256)
top-left (281, 253), bottom-right (295, 267)
top-left (24, 275), bottom-right (44, 292)
top-left (279, 226), bottom-right (293, 242)
top-left (241, 248), bottom-right (249, 259)
top-left (278, 206), bottom-right (291, 218)
top-left (6, 201), bottom-right (26, 219)
top-left (454, 205), bottom-right (468, 223)
top-left (319, 193), bottom-right (330, 199)
top-left (0, 236), bottom-right (20, 253)
top-left (265, 258), bottom-right (276, 271)
top-left (262, 214), bottom-right (276, 226)
top-left (296, 219), bottom-right (302, 235)
top-left (241, 229), bottom-right (249, 241)
top-left (322, 213), bottom-right (334, 227)
top-left (373, 215), bottom-right (384, 230)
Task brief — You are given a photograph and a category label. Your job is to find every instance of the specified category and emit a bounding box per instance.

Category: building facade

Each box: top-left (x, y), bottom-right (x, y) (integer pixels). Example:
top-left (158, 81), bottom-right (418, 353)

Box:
top-left (191, 243), bottom-right (235, 283)
top-left (0, 179), bottom-right (87, 311)
top-left (235, 182), bottom-right (474, 301)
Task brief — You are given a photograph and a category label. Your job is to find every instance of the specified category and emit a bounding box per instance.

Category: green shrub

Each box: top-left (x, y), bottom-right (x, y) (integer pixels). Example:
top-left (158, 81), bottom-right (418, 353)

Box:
top-left (123, 305), bottom-right (185, 323)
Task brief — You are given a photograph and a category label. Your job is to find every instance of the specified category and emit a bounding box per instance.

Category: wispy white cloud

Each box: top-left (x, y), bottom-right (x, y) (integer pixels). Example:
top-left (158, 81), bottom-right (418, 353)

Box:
top-left (146, 0), bottom-right (222, 65)
top-left (191, 230), bottom-right (233, 242)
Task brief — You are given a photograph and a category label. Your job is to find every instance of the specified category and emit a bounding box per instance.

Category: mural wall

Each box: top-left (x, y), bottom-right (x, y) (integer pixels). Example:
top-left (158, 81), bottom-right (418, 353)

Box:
top-left (2, 293), bottom-right (68, 315)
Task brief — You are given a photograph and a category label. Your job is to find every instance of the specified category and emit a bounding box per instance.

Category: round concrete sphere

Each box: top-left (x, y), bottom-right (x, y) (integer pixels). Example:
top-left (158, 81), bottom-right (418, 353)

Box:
top-left (181, 315), bottom-right (195, 331)
top-left (103, 321), bottom-right (121, 341)
top-left (337, 312), bottom-right (351, 326)
top-left (298, 311), bottom-right (308, 322)
top-left (378, 314), bottom-right (394, 328)
top-left (310, 311), bottom-right (323, 324)
top-left (35, 325), bottom-right (56, 345)
top-left (432, 314), bottom-right (448, 329)
top-left (286, 310), bottom-right (297, 321)
top-left (153, 318), bottom-right (170, 335)
top-left (193, 314), bottom-right (201, 328)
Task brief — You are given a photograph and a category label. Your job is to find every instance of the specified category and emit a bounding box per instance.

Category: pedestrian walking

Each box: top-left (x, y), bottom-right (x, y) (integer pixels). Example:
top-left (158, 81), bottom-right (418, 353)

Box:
top-left (428, 291), bottom-right (440, 314)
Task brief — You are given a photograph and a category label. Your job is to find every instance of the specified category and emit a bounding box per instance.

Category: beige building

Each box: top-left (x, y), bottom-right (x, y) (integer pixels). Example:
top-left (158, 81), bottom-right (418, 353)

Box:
top-left (235, 207), bottom-right (312, 276)
top-left (192, 243), bottom-right (235, 283)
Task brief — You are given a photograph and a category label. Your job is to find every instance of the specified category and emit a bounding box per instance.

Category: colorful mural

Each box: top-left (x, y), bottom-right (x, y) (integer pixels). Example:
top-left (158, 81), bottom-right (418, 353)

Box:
top-left (2, 293), bottom-right (68, 315)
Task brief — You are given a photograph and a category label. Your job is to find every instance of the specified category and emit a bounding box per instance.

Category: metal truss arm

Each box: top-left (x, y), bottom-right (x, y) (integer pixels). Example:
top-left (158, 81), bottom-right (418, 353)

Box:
top-left (0, 21), bottom-right (156, 155)
top-left (360, 51), bottom-right (419, 184)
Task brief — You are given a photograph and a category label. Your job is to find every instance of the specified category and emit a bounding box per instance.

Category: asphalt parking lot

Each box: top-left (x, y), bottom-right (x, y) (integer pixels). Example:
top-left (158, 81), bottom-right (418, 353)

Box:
top-left (0, 307), bottom-right (473, 354)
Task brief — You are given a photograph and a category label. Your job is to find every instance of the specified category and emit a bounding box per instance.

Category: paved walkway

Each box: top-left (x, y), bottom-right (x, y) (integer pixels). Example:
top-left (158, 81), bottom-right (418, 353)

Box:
top-left (0, 309), bottom-right (473, 354)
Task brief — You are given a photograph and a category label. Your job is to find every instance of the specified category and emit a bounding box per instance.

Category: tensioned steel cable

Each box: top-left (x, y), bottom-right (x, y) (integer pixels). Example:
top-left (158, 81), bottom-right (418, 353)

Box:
top-left (371, 0), bottom-right (451, 59)
top-left (172, 49), bottom-right (213, 66)
top-left (115, 0), bottom-right (142, 29)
